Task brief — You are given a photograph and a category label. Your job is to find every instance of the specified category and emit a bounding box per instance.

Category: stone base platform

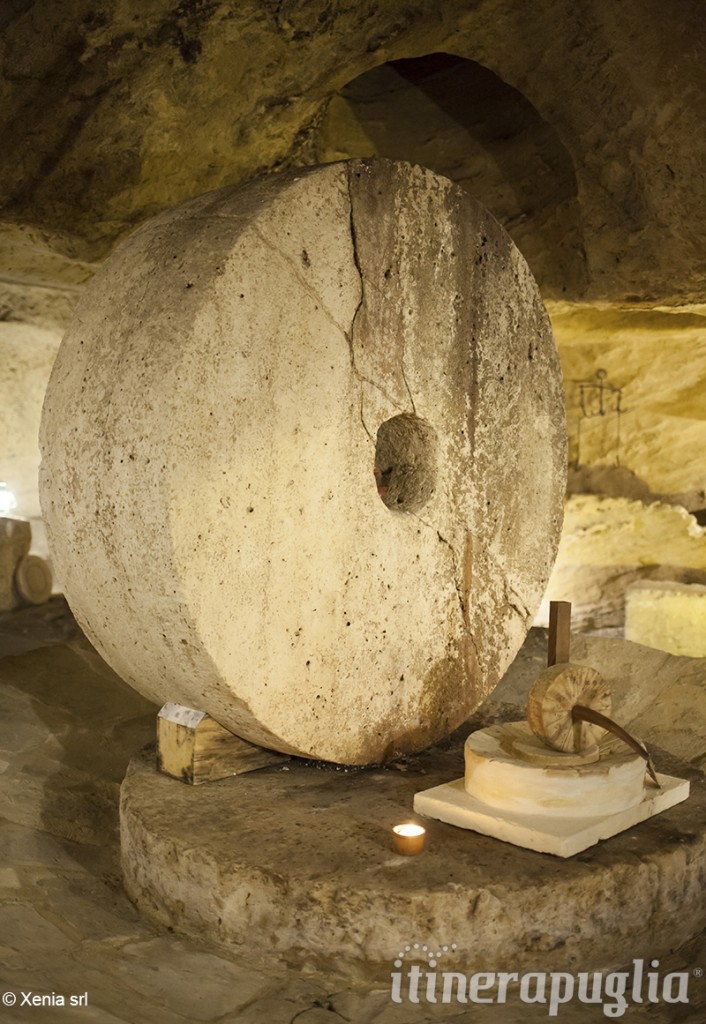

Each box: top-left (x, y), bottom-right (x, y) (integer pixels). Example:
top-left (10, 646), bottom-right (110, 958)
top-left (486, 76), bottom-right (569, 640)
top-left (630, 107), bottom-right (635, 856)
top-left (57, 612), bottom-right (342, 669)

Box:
top-left (121, 743), bottom-right (706, 982)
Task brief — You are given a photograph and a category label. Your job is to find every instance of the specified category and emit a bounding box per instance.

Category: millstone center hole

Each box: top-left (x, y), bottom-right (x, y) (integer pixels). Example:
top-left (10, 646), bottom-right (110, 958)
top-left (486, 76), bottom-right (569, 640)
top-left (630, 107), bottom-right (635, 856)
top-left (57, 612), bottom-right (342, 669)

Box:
top-left (374, 413), bottom-right (439, 514)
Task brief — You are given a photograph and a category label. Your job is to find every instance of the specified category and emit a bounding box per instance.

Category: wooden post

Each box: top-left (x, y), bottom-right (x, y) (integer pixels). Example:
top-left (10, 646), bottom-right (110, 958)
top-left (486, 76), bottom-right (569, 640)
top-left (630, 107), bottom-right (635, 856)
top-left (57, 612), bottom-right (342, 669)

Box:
top-left (156, 703), bottom-right (289, 784)
top-left (547, 600), bottom-right (572, 667)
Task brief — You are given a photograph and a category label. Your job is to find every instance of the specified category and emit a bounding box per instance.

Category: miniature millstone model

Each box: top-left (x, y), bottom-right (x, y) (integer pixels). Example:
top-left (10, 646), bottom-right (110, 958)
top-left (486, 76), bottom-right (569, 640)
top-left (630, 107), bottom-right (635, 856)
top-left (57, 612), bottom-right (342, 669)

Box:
top-left (414, 601), bottom-right (690, 856)
top-left (39, 158), bottom-right (566, 766)
top-left (0, 516), bottom-right (52, 611)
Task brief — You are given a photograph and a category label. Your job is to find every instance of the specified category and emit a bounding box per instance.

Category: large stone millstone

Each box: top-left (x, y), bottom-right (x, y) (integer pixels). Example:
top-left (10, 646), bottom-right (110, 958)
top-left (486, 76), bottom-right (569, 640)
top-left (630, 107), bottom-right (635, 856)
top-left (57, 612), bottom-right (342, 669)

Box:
top-left (39, 159), bottom-right (566, 764)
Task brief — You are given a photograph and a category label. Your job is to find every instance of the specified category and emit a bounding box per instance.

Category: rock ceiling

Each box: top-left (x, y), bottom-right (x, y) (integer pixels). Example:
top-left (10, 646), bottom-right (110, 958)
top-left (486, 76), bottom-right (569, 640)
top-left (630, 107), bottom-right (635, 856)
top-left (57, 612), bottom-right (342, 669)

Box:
top-left (2, 0), bottom-right (705, 328)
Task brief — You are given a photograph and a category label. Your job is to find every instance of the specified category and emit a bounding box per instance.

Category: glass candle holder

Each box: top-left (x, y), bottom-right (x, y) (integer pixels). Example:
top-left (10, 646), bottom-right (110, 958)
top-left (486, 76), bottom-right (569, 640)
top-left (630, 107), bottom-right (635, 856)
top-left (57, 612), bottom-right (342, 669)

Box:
top-left (392, 823), bottom-right (426, 855)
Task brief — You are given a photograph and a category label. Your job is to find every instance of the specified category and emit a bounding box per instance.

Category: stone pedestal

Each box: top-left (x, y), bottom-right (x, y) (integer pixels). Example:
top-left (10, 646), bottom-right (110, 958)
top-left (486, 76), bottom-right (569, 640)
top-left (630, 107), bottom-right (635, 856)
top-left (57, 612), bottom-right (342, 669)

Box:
top-left (120, 743), bottom-right (706, 979)
top-left (0, 516), bottom-right (31, 610)
top-left (464, 722), bottom-right (649, 818)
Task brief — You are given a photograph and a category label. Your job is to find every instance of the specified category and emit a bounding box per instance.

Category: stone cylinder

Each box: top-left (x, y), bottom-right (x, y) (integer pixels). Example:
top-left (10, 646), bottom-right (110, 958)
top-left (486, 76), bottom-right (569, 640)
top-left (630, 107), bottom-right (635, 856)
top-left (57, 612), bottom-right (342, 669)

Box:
top-left (40, 159), bottom-right (566, 764)
top-left (0, 516), bottom-right (31, 611)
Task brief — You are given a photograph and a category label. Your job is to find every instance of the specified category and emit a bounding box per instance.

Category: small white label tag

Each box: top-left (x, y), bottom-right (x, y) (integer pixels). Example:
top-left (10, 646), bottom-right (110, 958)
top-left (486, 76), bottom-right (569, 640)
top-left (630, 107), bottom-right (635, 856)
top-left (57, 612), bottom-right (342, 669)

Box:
top-left (158, 702), bottom-right (206, 728)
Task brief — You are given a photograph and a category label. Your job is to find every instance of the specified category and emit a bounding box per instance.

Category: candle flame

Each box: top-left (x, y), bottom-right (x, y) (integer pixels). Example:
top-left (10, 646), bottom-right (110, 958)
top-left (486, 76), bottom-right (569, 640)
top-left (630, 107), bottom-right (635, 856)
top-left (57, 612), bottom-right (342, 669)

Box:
top-left (393, 823), bottom-right (425, 837)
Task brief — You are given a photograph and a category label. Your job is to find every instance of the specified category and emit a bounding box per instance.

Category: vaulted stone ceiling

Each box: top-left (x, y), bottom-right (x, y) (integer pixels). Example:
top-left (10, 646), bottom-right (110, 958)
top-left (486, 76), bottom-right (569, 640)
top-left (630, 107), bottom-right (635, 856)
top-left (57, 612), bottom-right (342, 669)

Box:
top-left (2, 0), bottom-right (705, 325)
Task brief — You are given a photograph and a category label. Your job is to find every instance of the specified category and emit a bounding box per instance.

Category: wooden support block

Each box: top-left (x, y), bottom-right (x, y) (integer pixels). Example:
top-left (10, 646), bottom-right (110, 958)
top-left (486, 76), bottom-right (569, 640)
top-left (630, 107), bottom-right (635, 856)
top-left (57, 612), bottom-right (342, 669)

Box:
top-left (156, 703), bottom-right (289, 784)
top-left (547, 600), bottom-right (572, 666)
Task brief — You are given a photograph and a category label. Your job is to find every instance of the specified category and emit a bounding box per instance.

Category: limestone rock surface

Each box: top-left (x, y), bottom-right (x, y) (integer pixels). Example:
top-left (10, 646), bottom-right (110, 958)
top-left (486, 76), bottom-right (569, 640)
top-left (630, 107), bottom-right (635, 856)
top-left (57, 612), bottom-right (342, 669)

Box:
top-left (571, 636), bottom-right (706, 774)
top-left (538, 496), bottom-right (706, 630)
top-left (2, 0), bottom-right (705, 315)
top-left (625, 581), bottom-right (706, 659)
top-left (0, 323), bottom-right (61, 518)
top-left (549, 303), bottom-right (706, 506)
top-left (40, 159), bottom-right (566, 764)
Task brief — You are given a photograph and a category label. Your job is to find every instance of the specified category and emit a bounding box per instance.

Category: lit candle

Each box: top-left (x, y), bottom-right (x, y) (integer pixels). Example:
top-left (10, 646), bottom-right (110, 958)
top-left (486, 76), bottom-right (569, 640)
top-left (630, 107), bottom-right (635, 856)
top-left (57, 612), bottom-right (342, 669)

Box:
top-left (392, 823), bottom-right (426, 856)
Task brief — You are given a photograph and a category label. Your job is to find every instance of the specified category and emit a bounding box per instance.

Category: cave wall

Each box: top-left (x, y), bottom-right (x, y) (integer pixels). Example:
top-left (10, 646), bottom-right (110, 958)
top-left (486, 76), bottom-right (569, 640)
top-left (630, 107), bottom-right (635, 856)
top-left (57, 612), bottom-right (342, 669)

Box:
top-left (2, 0), bottom-right (705, 312)
top-left (311, 54), bottom-right (587, 298)
top-left (0, 323), bottom-right (61, 518)
top-left (538, 496), bottom-right (706, 631)
top-left (552, 304), bottom-right (706, 509)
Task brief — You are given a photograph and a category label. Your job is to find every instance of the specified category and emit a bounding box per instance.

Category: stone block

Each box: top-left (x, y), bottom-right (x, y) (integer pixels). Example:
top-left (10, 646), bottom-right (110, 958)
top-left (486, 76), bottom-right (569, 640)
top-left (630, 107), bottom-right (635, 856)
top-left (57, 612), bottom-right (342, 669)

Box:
top-left (0, 516), bottom-right (31, 611)
top-left (538, 496), bottom-right (706, 631)
top-left (626, 581), bottom-right (706, 657)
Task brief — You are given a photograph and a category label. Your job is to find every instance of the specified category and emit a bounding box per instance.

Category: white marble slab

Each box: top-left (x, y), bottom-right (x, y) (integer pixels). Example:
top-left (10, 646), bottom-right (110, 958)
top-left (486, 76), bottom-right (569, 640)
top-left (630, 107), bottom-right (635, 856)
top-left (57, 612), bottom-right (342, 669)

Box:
top-left (413, 773), bottom-right (690, 858)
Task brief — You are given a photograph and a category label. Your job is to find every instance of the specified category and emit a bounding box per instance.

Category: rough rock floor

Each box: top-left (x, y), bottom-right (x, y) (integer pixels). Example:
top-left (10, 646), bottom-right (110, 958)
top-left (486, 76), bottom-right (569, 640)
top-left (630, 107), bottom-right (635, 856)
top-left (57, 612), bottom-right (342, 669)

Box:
top-left (1, 599), bottom-right (706, 1023)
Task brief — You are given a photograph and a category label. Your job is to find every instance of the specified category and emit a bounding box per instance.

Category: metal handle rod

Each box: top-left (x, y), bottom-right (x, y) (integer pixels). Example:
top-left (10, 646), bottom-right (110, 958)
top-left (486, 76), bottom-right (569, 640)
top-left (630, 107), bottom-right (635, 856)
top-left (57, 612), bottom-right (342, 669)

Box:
top-left (572, 704), bottom-right (661, 788)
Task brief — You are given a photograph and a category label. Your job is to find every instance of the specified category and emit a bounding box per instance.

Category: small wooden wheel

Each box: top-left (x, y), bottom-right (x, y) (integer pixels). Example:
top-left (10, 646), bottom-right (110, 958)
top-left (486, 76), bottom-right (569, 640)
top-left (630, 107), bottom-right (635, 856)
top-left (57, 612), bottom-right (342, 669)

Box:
top-left (527, 663), bottom-right (612, 753)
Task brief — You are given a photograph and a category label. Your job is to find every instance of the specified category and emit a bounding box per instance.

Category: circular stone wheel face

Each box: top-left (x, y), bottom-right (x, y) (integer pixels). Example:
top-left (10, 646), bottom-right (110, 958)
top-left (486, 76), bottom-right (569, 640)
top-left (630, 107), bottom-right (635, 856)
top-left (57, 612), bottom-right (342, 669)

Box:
top-left (14, 555), bottom-right (52, 605)
top-left (39, 159), bottom-right (567, 764)
top-left (527, 663), bottom-right (612, 753)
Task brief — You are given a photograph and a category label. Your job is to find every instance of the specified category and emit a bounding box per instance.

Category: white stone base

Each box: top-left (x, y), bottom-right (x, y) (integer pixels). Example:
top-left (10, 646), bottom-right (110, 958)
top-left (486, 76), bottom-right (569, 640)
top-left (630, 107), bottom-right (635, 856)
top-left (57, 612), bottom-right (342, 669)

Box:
top-left (413, 773), bottom-right (689, 858)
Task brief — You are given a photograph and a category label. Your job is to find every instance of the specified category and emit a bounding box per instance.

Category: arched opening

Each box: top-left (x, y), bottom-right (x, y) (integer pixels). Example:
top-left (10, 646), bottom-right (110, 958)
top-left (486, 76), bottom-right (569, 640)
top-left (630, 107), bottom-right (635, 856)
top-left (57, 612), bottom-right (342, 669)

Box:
top-left (312, 54), bottom-right (706, 637)
top-left (313, 53), bottom-right (586, 298)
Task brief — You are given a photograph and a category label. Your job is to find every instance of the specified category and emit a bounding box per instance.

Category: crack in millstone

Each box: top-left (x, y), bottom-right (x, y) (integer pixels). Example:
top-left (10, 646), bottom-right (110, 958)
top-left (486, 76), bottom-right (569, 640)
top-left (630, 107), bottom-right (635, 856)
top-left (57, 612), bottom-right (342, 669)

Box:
top-left (437, 530), bottom-right (482, 669)
top-left (345, 170), bottom-right (372, 441)
top-left (486, 551), bottom-right (532, 624)
top-left (502, 579), bottom-right (530, 623)
top-left (290, 1000), bottom-right (348, 1023)
top-left (346, 173), bottom-right (366, 359)
top-left (436, 529), bottom-right (467, 621)
top-left (410, 512), bottom-right (480, 667)
top-left (400, 338), bottom-right (417, 415)
top-left (345, 167), bottom-right (414, 436)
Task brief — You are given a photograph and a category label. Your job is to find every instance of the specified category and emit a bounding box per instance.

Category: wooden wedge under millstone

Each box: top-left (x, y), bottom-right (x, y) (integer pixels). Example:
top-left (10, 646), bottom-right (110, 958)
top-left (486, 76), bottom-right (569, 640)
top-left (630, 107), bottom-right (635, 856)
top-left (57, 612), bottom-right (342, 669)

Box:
top-left (157, 703), bottom-right (289, 785)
